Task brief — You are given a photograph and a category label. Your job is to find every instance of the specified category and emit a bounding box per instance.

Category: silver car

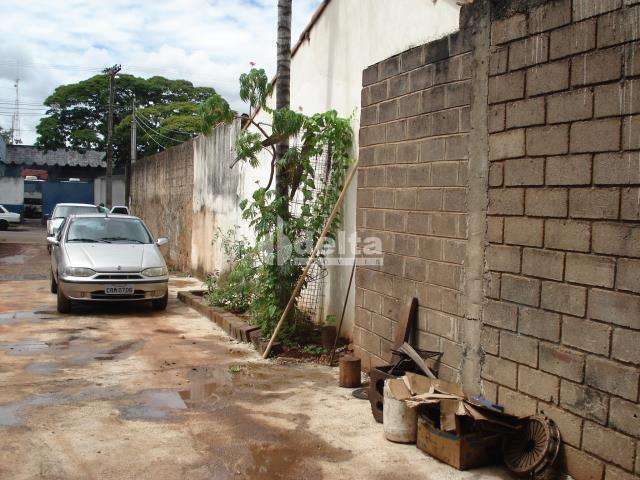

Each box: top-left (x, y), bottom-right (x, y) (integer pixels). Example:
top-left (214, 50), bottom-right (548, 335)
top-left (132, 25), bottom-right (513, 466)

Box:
top-left (47, 213), bottom-right (169, 313)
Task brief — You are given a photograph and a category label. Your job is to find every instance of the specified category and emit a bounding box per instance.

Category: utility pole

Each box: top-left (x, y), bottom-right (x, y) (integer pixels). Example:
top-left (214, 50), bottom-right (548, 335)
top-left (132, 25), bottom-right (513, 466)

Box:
top-left (103, 64), bottom-right (121, 208)
top-left (127, 95), bottom-right (137, 207)
top-left (131, 96), bottom-right (137, 165)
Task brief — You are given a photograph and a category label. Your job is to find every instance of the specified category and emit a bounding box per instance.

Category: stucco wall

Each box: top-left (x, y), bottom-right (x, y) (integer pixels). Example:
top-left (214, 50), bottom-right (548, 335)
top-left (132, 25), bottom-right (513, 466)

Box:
top-left (0, 177), bottom-right (24, 207)
top-left (191, 119), bottom-right (244, 277)
top-left (93, 176), bottom-right (126, 206)
top-left (130, 140), bottom-right (194, 271)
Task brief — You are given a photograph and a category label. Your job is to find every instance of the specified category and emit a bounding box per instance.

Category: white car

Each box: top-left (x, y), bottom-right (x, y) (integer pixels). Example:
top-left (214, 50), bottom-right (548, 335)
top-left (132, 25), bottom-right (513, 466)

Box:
top-left (110, 206), bottom-right (130, 215)
top-left (47, 203), bottom-right (99, 237)
top-left (0, 205), bottom-right (21, 231)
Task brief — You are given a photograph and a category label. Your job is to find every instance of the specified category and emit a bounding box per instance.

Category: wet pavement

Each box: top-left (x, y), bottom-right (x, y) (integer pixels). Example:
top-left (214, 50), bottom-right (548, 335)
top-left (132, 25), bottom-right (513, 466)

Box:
top-left (0, 227), bottom-right (508, 480)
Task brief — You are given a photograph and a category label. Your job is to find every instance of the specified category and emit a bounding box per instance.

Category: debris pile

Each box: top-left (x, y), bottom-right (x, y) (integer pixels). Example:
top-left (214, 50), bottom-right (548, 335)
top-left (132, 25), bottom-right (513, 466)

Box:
top-left (349, 297), bottom-right (561, 475)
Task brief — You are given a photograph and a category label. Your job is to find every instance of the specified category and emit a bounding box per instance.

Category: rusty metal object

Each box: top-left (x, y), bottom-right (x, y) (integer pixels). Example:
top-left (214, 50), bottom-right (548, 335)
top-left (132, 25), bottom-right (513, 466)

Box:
top-left (320, 325), bottom-right (336, 349)
top-left (339, 355), bottom-right (361, 388)
top-left (368, 350), bottom-right (441, 423)
top-left (352, 387), bottom-right (368, 400)
top-left (328, 259), bottom-right (356, 366)
top-left (503, 415), bottom-right (561, 477)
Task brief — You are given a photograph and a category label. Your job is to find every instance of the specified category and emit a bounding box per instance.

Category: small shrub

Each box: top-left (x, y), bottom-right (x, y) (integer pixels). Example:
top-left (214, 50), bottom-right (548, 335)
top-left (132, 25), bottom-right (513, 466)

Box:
top-left (324, 314), bottom-right (337, 326)
top-left (205, 229), bottom-right (257, 314)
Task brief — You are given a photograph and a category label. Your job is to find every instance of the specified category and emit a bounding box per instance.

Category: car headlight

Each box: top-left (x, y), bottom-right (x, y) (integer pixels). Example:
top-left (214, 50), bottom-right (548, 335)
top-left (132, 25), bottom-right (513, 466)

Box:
top-left (64, 267), bottom-right (96, 277)
top-left (142, 266), bottom-right (168, 277)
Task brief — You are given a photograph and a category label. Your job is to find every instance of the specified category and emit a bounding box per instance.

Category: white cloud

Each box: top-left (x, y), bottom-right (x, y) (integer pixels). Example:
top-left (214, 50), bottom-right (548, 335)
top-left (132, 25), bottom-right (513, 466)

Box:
top-left (0, 0), bottom-right (322, 143)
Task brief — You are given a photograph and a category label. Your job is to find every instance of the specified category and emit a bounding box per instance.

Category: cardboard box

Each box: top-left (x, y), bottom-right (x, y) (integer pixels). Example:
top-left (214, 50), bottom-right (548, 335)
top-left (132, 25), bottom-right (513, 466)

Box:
top-left (417, 416), bottom-right (502, 470)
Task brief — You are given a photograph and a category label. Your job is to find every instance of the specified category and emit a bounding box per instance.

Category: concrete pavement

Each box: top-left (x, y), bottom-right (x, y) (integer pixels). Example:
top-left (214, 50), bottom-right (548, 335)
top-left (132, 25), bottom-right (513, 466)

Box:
top-left (0, 228), bottom-right (509, 479)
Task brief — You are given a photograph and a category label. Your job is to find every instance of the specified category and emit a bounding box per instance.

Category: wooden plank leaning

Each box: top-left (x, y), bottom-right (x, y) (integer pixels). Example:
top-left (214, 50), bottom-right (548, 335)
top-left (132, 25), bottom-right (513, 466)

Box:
top-left (262, 159), bottom-right (360, 359)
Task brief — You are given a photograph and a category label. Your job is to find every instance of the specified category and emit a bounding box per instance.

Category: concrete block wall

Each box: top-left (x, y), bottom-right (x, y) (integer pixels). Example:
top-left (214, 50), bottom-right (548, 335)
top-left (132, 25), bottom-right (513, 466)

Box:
top-left (356, 1), bottom-right (640, 478)
top-left (355, 29), bottom-right (474, 381)
top-left (484, 2), bottom-right (640, 479)
top-left (130, 139), bottom-right (194, 271)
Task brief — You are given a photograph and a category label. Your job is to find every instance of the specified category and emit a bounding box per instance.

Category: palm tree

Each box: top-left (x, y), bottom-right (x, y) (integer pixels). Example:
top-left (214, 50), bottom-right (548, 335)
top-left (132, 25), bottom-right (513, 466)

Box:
top-left (274, 0), bottom-right (292, 310)
top-left (275, 0), bottom-right (292, 213)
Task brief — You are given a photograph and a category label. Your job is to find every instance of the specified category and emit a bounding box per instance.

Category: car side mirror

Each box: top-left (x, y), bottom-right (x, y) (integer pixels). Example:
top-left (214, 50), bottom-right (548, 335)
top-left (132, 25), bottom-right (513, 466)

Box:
top-left (46, 236), bottom-right (59, 246)
top-left (156, 237), bottom-right (169, 246)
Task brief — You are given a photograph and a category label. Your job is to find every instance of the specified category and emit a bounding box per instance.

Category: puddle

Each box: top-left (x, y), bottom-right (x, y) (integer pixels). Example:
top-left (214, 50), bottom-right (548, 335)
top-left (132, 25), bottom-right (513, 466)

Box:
top-left (1, 340), bottom-right (50, 355)
top-left (0, 310), bottom-right (57, 325)
top-left (0, 254), bottom-right (26, 265)
top-left (178, 383), bottom-right (220, 405)
top-left (120, 390), bottom-right (187, 422)
top-left (83, 340), bottom-right (145, 364)
top-left (25, 362), bottom-right (60, 375)
top-left (0, 394), bottom-right (58, 427)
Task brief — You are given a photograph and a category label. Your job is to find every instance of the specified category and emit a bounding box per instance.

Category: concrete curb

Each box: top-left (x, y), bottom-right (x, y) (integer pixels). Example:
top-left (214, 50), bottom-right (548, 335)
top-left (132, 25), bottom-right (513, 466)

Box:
top-left (177, 290), bottom-right (260, 343)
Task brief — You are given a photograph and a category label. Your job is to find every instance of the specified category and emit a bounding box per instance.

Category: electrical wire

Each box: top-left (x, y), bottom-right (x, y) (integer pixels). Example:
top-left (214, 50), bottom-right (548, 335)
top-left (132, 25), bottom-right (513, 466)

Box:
top-left (135, 119), bottom-right (169, 151)
top-left (136, 112), bottom-right (191, 143)
top-left (0, 61), bottom-right (236, 85)
top-left (135, 111), bottom-right (194, 136)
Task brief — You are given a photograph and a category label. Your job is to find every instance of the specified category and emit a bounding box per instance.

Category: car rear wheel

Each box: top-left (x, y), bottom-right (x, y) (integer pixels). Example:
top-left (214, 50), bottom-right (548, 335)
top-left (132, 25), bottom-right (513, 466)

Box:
top-left (152, 292), bottom-right (168, 311)
top-left (50, 270), bottom-right (58, 293)
top-left (0, 220), bottom-right (8, 231)
top-left (57, 287), bottom-right (71, 313)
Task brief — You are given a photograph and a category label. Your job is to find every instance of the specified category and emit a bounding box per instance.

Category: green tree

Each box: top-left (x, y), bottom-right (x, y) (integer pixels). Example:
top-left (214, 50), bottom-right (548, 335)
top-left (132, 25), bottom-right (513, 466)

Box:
top-left (202, 67), bottom-right (353, 340)
top-left (35, 74), bottom-right (219, 164)
top-left (0, 126), bottom-right (11, 144)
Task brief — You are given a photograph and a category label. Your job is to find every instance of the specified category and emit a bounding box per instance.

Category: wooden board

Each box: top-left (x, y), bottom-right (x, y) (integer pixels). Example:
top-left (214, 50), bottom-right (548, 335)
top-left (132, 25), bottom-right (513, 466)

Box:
top-left (391, 297), bottom-right (418, 363)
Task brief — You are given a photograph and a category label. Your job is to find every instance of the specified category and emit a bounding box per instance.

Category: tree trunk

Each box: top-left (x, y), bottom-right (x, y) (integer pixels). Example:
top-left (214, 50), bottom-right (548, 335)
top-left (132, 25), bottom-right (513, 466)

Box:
top-left (275, 0), bottom-right (292, 209)
top-left (274, 0), bottom-right (293, 312)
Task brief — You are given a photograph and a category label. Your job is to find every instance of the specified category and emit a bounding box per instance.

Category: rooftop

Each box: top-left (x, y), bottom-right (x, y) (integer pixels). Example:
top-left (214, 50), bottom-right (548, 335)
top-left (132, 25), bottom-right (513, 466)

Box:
top-left (4, 144), bottom-right (106, 168)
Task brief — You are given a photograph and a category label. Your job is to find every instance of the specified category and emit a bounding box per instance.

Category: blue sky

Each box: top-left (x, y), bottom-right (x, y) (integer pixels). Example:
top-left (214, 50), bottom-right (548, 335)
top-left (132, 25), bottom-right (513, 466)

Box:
top-left (0, 0), bottom-right (322, 143)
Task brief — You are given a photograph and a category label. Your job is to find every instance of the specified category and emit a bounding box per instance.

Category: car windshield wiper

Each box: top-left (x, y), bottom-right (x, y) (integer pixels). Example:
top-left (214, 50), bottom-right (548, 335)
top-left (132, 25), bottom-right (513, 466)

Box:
top-left (67, 238), bottom-right (111, 243)
top-left (99, 237), bottom-right (145, 244)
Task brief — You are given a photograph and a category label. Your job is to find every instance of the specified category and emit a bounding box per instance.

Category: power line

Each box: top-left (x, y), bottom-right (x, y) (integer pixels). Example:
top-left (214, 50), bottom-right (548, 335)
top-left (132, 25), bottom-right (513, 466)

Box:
top-left (135, 112), bottom-right (191, 142)
top-left (135, 119), bottom-right (168, 150)
top-left (0, 61), bottom-right (238, 85)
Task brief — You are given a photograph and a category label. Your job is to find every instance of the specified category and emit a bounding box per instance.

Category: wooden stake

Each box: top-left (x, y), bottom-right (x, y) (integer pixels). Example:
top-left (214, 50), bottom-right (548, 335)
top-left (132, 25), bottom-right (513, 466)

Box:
top-left (262, 160), bottom-right (359, 359)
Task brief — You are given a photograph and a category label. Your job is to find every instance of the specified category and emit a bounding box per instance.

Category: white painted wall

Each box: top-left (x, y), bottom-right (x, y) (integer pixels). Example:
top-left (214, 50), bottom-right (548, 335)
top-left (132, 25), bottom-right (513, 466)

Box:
top-left (0, 177), bottom-right (24, 205)
top-left (94, 176), bottom-right (126, 206)
top-left (244, 0), bottom-right (461, 337)
top-left (190, 120), bottom-right (246, 275)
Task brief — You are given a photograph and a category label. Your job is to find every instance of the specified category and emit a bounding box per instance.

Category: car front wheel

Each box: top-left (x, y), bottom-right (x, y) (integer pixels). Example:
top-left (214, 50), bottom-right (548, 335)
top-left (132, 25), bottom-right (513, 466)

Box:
top-left (152, 292), bottom-right (168, 311)
top-left (0, 220), bottom-right (8, 231)
top-left (57, 287), bottom-right (71, 313)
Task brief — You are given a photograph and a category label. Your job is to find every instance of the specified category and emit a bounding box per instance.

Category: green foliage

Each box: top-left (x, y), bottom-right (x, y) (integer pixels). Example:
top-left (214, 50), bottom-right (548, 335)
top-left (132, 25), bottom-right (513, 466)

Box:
top-left (235, 131), bottom-right (264, 167)
top-left (239, 68), bottom-right (273, 112)
top-left (204, 229), bottom-right (257, 314)
top-left (301, 345), bottom-right (328, 356)
top-left (198, 92), bottom-right (235, 134)
top-left (204, 67), bottom-right (354, 343)
top-left (324, 314), bottom-right (337, 326)
top-left (35, 74), bottom-right (220, 165)
top-left (0, 126), bottom-right (12, 144)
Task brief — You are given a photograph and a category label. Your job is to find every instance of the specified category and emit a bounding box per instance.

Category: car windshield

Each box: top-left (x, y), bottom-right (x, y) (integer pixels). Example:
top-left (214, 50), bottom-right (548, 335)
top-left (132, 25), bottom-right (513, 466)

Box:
top-left (53, 205), bottom-right (98, 218)
top-left (111, 207), bottom-right (128, 214)
top-left (66, 217), bottom-right (152, 244)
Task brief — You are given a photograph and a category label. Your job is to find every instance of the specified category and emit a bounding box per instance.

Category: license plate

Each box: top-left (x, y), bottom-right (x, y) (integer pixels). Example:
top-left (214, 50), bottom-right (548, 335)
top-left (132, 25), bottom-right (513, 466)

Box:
top-left (104, 285), bottom-right (134, 295)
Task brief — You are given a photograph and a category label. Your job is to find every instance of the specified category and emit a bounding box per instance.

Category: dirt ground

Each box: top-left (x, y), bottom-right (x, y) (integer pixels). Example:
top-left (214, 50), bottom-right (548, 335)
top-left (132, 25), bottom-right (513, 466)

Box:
top-left (0, 226), bottom-right (510, 480)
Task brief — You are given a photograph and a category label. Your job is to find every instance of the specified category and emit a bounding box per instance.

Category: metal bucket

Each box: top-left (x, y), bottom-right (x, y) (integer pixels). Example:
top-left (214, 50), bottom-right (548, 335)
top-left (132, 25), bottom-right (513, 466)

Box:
top-left (383, 380), bottom-right (417, 443)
